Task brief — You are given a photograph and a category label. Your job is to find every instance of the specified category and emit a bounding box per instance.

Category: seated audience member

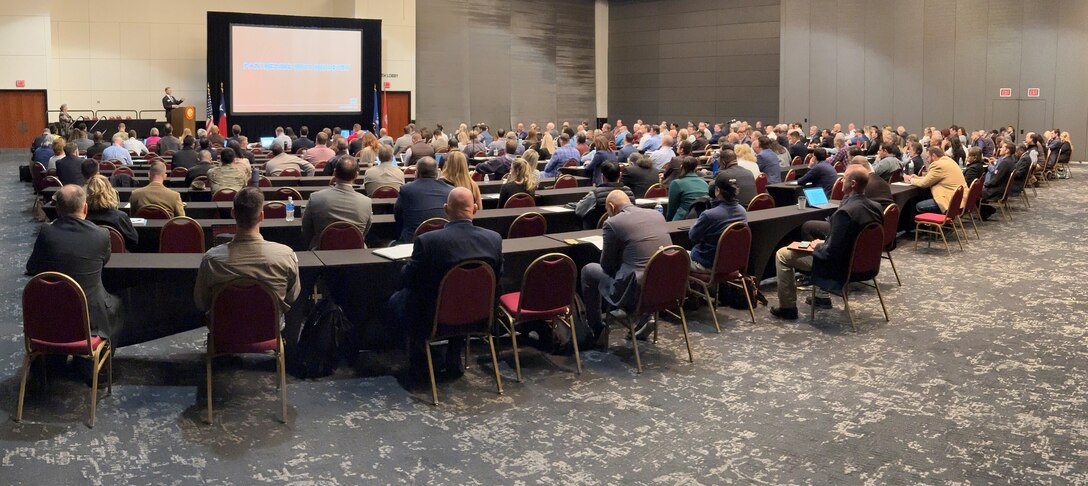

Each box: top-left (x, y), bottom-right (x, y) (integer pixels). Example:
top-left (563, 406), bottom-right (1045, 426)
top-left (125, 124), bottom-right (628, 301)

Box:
top-left (849, 156), bottom-right (894, 208)
top-left (86, 131), bottom-right (109, 160)
top-left (575, 161), bottom-right (635, 229)
top-left (906, 146), bottom-right (967, 215)
top-left (441, 151), bottom-right (483, 209)
top-left (715, 148), bottom-right (758, 206)
top-left (123, 130), bottom-right (149, 155)
top-left (617, 132), bottom-right (638, 162)
top-left (74, 129), bottom-right (94, 152)
top-left (1011, 142), bottom-right (1034, 193)
top-left (272, 126), bottom-right (292, 152)
top-left (639, 125), bottom-right (663, 152)
top-left (498, 157), bottom-right (538, 208)
top-left (430, 125), bottom-right (449, 152)
top-left (194, 187), bottom-right (300, 313)
top-left (393, 125), bottom-right (414, 155)
top-left (475, 139), bottom-right (515, 179)
top-left (962, 146), bottom-right (986, 187)
top-left (772, 166), bottom-right (882, 319)
top-left (753, 136), bottom-right (783, 184)
top-left (303, 132), bottom-right (336, 165)
top-left (688, 173), bottom-right (748, 272)
top-left (206, 125), bottom-right (226, 147)
top-left (354, 132), bottom-right (382, 166)
top-left (207, 149), bottom-right (248, 194)
top-left (903, 141), bottom-right (925, 175)
top-left (32, 135), bottom-right (55, 166)
top-left (826, 133), bottom-right (850, 167)
top-left (389, 187), bottom-right (503, 378)
top-left (871, 143), bottom-right (901, 179)
top-left (321, 139), bottom-right (351, 176)
top-left (378, 127), bottom-right (394, 147)
top-left (171, 136), bottom-right (200, 170)
top-left (543, 133), bottom-right (580, 178)
top-left (31, 128), bottom-right (54, 154)
top-left (102, 135), bottom-right (133, 166)
top-left (293, 126), bottom-right (315, 151)
top-left (264, 143), bottom-right (316, 176)
top-left (787, 130), bottom-right (808, 160)
top-left (186, 150), bottom-right (216, 186)
top-left (797, 148), bottom-right (838, 197)
top-left (488, 128), bottom-right (508, 154)
top-left (733, 143), bottom-right (763, 180)
top-left (393, 157), bottom-right (454, 244)
top-left (585, 134), bottom-right (618, 185)
top-left (580, 190), bottom-right (672, 344)
top-left (156, 125), bottom-right (183, 154)
top-left (364, 145), bottom-right (406, 195)
top-left (301, 156), bottom-right (372, 249)
top-left (27, 184), bottom-right (121, 337)
top-left (405, 132), bottom-right (436, 166)
top-left (129, 161), bottom-right (185, 217)
top-left (85, 174), bottom-right (138, 249)
top-left (460, 131), bottom-right (487, 158)
top-left (984, 141), bottom-right (1016, 201)
top-left (648, 135), bottom-right (677, 170)
top-left (81, 159), bottom-right (100, 183)
top-left (55, 142), bottom-right (87, 186)
top-left (666, 156), bottom-right (709, 220)
top-left (575, 133), bottom-right (591, 156)
top-left (619, 153), bottom-right (659, 200)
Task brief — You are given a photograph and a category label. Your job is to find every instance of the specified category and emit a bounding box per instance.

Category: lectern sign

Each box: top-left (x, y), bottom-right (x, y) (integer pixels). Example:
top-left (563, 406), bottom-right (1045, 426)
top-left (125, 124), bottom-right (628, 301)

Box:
top-left (185, 106), bottom-right (196, 120)
top-left (1027, 88), bottom-right (1040, 98)
top-left (998, 88), bottom-right (1012, 98)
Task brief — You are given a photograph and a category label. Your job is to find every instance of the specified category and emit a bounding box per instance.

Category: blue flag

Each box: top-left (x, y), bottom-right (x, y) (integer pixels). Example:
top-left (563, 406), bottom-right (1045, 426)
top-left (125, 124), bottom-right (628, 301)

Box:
top-left (372, 85), bottom-right (380, 132)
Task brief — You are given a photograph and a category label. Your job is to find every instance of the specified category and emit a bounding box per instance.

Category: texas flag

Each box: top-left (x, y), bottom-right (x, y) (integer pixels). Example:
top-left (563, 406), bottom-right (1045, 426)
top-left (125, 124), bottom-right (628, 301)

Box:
top-left (217, 83), bottom-right (228, 136)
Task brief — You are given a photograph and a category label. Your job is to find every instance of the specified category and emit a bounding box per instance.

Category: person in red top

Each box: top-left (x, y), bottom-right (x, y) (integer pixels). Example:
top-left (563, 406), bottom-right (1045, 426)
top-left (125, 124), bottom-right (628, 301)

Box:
top-left (345, 123), bottom-right (363, 142)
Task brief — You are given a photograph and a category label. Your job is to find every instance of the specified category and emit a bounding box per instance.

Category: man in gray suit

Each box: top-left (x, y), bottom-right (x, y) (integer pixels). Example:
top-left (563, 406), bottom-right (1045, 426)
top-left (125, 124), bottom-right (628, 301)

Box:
top-left (580, 190), bottom-right (672, 345)
top-left (301, 156), bottom-right (373, 249)
top-left (26, 184), bottom-right (121, 338)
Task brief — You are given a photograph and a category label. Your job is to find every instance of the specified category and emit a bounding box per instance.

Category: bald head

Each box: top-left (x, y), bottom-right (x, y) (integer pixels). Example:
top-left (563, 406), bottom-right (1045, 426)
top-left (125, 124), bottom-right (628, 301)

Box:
top-left (55, 184), bottom-right (88, 219)
top-left (605, 189), bottom-right (631, 217)
top-left (444, 186), bottom-right (477, 221)
top-left (843, 165), bottom-right (869, 197)
top-left (848, 155), bottom-right (873, 172)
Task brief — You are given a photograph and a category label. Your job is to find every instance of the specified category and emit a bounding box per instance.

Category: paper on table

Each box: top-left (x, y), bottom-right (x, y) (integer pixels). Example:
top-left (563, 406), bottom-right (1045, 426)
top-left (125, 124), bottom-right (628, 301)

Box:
top-left (891, 182), bottom-right (912, 186)
top-left (373, 244), bottom-right (414, 261)
top-left (120, 202), bottom-right (131, 209)
top-left (538, 205), bottom-right (574, 213)
top-left (130, 218), bottom-right (147, 226)
top-left (577, 235), bottom-right (605, 250)
top-left (482, 193), bottom-right (499, 199)
top-left (635, 197), bottom-right (669, 206)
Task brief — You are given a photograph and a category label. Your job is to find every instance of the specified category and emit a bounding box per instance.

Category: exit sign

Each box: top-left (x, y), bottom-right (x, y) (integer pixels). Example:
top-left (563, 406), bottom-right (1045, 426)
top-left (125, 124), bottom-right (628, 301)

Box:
top-left (15, 80), bottom-right (25, 87)
top-left (998, 88), bottom-right (1012, 98)
top-left (1027, 88), bottom-right (1040, 98)
top-left (383, 81), bottom-right (391, 89)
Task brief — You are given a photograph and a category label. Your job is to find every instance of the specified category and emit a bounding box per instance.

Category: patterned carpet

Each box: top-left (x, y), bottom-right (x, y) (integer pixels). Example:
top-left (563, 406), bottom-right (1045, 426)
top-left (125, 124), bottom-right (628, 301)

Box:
top-left (0, 153), bottom-right (1085, 484)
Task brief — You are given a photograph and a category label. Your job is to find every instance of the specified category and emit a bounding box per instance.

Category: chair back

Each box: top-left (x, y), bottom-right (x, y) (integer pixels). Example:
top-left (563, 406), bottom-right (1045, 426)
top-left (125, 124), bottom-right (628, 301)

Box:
top-left (403, 166), bottom-right (417, 175)
top-left (112, 166), bottom-right (134, 177)
top-left (212, 188), bottom-right (237, 202)
top-left (846, 223), bottom-right (885, 283)
top-left (44, 175), bottom-right (63, 188)
top-left (208, 279), bottom-right (281, 354)
top-left (635, 245), bottom-right (691, 315)
top-left (504, 192), bottom-right (535, 208)
top-left (314, 160), bottom-right (327, 170)
top-left (318, 221), bottom-right (365, 250)
top-left (432, 260), bottom-right (496, 337)
top-left (263, 201), bottom-right (287, 218)
top-left (563, 158), bottom-right (579, 168)
top-left (170, 166), bottom-right (188, 177)
top-left (791, 156), bottom-right (801, 165)
top-left (160, 216), bottom-right (206, 253)
top-left (709, 222), bottom-right (751, 282)
top-left (148, 144), bottom-right (158, 154)
top-left (644, 183), bottom-right (667, 198)
top-left (755, 173), bottom-right (767, 193)
top-left (944, 186), bottom-right (965, 220)
top-left (99, 161), bottom-right (117, 171)
top-left (964, 178), bottom-right (983, 213)
top-left (279, 168), bottom-right (302, 177)
top-left (31, 162), bottom-right (46, 192)
top-left (371, 186), bottom-right (399, 199)
top-left (833, 161), bottom-right (845, 173)
top-left (92, 153), bottom-right (102, 161)
top-left (746, 193), bottom-right (775, 211)
top-left (23, 272), bottom-right (93, 355)
top-left (474, 151), bottom-right (487, 158)
top-left (258, 176), bottom-right (272, 187)
top-left (104, 225), bottom-right (126, 253)
top-left (889, 169), bottom-right (904, 183)
top-left (784, 169), bottom-right (797, 182)
top-left (135, 204), bottom-right (172, 219)
top-left (507, 212), bottom-right (546, 238)
top-left (553, 174), bottom-right (578, 189)
top-left (830, 177), bottom-right (845, 200)
top-left (882, 203), bottom-right (900, 251)
top-left (273, 187), bottom-right (303, 201)
top-left (515, 254), bottom-right (577, 314)
top-left (471, 171), bottom-right (484, 181)
top-left (414, 217), bottom-right (448, 241)
top-left (596, 212), bottom-right (609, 229)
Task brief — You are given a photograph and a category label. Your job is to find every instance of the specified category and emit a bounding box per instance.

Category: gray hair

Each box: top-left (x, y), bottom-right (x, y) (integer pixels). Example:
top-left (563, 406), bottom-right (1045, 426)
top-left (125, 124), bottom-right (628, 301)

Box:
top-left (54, 184), bottom-right (87, 216)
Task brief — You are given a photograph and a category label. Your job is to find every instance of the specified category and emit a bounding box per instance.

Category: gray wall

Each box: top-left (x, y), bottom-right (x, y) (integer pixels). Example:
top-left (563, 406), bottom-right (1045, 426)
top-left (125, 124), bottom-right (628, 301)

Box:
top-left (780, 0), bottom-right (1088, 146)
top-left (608, 0), bottom-right (782, 125)
top-left (415, 0), bottom-right (596, 131)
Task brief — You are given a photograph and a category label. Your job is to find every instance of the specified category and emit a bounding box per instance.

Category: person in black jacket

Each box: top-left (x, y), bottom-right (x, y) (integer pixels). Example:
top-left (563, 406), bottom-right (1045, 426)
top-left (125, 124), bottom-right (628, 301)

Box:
top-left (575, 161), bottom-right (635, 229)
top-left (171, 136), bottom-right (200, 170)
top-left (980, 142), bottom-right (1017, 219)
top-left (619, 153), bottom-right (660, 200)
top-left (27, 184), bottom-right (121, 337)
top-left (186, 150), bottom-right (216, 186)
top-left (497, 157), bottom-right (537, 208)
top-left (85, 175), bottom-right (138, 250)
top-left (55, 142), bottom-right (87, 186)
top-left (772, 166), bottom-right (882, 319)
top-left (962, 146), bottom-right (986, 187)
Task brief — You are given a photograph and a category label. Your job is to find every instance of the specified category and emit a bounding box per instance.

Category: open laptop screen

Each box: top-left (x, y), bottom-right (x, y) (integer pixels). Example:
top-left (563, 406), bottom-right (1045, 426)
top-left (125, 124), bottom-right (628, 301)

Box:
top-left (803, 186), bottom-right (829, 206)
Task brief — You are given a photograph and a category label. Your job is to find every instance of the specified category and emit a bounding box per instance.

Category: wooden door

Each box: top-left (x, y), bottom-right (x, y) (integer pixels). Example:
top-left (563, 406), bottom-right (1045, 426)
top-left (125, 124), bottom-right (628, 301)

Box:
top-left (384, 91), bottom-right (411, 136)
top-left (0, 90), bottom-right (46, 149)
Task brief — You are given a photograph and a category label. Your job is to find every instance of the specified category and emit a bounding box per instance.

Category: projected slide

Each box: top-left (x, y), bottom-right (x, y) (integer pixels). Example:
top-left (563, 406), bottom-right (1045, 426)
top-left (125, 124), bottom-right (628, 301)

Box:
top-left (230, 25), bottom-right (362, 113)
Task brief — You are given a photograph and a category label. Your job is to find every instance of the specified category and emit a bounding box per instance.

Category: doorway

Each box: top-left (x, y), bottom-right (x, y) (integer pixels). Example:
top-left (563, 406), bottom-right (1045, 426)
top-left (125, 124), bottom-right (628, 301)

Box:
top-left (0, 90), bottom-right (47, 149)
top-left (990, 99), bottom-right (1048, 140)
top-left (384, 91), bottom-right (411, 137)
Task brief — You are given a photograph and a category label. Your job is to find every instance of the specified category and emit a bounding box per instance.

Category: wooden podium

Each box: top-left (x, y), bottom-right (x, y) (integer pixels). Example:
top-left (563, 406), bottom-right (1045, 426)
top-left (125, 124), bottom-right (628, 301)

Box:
top-left (170, 105), bottom-right (196, 136)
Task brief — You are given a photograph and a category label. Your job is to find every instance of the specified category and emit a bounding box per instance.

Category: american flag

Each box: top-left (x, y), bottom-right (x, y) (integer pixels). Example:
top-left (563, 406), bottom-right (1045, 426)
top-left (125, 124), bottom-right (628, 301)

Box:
top-left (205, 84), bottom-right (214, 130)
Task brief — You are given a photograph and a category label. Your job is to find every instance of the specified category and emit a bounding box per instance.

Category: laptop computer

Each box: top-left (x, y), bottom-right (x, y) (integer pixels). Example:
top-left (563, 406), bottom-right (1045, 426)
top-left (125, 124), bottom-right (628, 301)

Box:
top-left (802, 186), bottom-right (836, 209)
top-left (259, 136), bottom-right (275, 149)
top-left (340, 129), bottom-right (352, 138)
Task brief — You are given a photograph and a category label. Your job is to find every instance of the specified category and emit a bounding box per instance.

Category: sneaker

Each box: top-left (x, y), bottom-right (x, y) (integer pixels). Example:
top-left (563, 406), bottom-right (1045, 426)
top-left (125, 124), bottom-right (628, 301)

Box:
top-left (805, 296), bottom-right (833, 309)
top-left (632, 314), bottom-right (655, 341)
top-left (769, 306), bottom-right (798, 320)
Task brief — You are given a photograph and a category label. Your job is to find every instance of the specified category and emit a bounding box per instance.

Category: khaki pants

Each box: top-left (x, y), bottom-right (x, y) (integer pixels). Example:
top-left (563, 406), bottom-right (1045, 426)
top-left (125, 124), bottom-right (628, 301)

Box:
top-left (775, 246), bottom-right (826, 309)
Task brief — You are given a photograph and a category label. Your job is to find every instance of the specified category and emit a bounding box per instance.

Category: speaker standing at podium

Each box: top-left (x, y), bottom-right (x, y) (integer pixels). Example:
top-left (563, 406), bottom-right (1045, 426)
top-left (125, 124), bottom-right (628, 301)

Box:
top-left (162, 87), bottom-right (185, 119)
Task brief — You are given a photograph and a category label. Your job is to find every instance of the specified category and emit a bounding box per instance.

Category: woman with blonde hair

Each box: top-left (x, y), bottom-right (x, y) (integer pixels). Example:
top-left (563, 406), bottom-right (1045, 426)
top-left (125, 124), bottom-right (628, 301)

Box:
top-left (456, 123), bottom-right (470, 148)
top-left (355, 131), bottom-right (381, 166)
top-left (47, 137), bottom-right (66, 170)
top-left (498, 157), bottom-right (539, 208)
top-left (440, 151), bottom-right (483, 208)
top-left (521, 148), bottom-right (540, 174)
top-left (733, 143), bottom-right (762, 179)
top-left (539, 132), bottom-right (555, 160)
top-left (85, 174), bottom-right (138, 249)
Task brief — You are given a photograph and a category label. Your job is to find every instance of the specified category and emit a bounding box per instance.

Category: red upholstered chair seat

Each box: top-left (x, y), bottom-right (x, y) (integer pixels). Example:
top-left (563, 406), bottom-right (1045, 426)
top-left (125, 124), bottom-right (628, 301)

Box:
top-left (914, 213), bottom-right (950, 224)
top-left (499, 292), bottom-right (569, 319)
top-left (212, 338), bottom-right (279, 355)
top-left (30, 336), bottom-right (104, 355)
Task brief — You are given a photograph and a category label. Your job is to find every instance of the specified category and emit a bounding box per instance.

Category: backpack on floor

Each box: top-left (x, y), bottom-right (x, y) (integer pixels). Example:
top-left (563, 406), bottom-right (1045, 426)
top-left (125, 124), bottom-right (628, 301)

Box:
top-left (288, 297), bottom-right (355, 379)
top-left (719, 276), bottom-right (768, 310)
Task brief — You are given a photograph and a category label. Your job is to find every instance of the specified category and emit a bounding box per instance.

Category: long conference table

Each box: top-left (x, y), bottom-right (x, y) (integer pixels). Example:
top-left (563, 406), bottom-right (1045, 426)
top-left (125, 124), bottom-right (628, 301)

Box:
top-left (100, 185), bottom-right (920, 348)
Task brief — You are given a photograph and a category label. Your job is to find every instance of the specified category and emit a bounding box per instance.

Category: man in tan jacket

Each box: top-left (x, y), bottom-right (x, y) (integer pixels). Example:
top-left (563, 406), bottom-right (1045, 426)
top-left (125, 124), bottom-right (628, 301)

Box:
top-left (906, 146), bottom-right (966, 214)
top-left (129, 161), bottom-right (185, 217)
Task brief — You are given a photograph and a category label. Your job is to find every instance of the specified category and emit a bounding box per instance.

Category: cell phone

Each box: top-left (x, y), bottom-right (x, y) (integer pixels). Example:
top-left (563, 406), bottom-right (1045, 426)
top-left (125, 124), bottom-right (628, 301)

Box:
top-left (798, 241), bottom-right (811, 249)
top-left (677, 226), bottom-right (690, 231)
top-left (564, 239), bottom-right (579, 245)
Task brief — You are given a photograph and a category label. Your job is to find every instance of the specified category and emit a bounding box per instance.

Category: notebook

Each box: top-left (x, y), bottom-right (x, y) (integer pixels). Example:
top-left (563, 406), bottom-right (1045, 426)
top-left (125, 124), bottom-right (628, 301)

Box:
top-left (373, 244), bottom-right (414, 261)
top-left (803, 186), bottom-right (835, 209)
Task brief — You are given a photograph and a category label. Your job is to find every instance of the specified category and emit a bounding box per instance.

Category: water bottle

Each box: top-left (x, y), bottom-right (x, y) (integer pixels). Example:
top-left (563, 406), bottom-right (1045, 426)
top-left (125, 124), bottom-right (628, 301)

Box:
top-left (285, 197), bottom-right (295, 221)
top-left (655, 203), bottom-right (664, 216)
top-left (250, 166), bottom-right (259, 187)
top-left (483, 173), bottom-right (490, 182)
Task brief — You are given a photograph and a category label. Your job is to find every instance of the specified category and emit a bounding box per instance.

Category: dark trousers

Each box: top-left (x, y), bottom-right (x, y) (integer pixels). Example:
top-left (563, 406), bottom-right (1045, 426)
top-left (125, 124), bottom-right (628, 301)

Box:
top-left (801, 220), bottom-right (830, 240)
top-left (389, 289), bottom-right (464, 372)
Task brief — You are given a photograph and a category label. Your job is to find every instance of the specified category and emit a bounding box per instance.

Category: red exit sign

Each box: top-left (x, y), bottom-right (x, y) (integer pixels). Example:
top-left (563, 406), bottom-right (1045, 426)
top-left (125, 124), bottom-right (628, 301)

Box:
top-left (998, 88), bottom-right (1012, 98)
top-left (1027, 88), bottom-right (1040, 98)
top-left (15, 80), bottom-right (25, 87)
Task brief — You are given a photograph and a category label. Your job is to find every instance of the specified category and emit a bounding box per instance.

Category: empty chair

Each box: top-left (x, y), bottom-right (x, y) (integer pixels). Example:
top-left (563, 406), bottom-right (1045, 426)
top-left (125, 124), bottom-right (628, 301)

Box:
top-left (318, 221), bottom-right (365, 250)
top-left (205, 279), bottom-right (287, 423)
top-left (913, 186), bottom-right (966, 256)
top-left (811, 222), bottom-right (889, 331)
top-left (403, 166), bottom-right (417, 176)
top-left (503, 192), bottom-right (535, 208)
top-left (553, 174), bottom-right (578, 189)
top-left (258, 176), bottom-right (272, 187)
top-left (371, 186), bottom-right (399, 199)
top-left (112, 166), bottom-right (134, 177)
top-left (961, 178), bottom-right (984, 239)
top-left (497, 253), bottom-right (581, 381)
top-left (17, 272), bottom-right (113, 428)
top-left (644, 183), bottom-right (667, 198)
top-left (212, 188), bottom-right (237, 202)
top-left (43, 176), bottom-right (63, 188)
top-left (135, 204), bottom-right (172, 219)
top-left (263, 201), bottom-right (288, 219)
top-left (273, 187), bottom-right (303, 201)
top-left (471, 171), bottom-right (483, 182)
top-left (314, 161), bottom-right (327, 171)
top-left (833, 161), bottom-right (845, 173)
top-left (791, 156), bottom-right (801, 165)
top-left (279, 168), bottom-right (302, 177)
top-left (755, 173), bottom-right (767, 194)
top-left (99, 161), bottom-right (117, 172)
top-left (784, 169), bottom-right (797, 182)
top-left (746, 193), bottom-right (775, 211)
top-left (881, 204), bottom-right (902, 286)
top-left (170, 166), bottom-right (188, 177)
top-left (104, 225), bottom-right (126, 253)
top-left (507, 212), bottom-right (546, 239)
top-left (563, 158), bottom-right (579, 168)
top-left (687, 222), bottom-right (755, 332)
top-left (160, 216), bottom-right (205, 253)
top-left (414, 217), bottom-right (448, 241)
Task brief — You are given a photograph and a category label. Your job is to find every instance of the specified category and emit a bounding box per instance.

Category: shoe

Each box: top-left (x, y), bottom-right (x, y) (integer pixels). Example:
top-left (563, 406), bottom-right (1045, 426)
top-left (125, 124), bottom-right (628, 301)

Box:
top-left (805, 296), bottom-right (833, 309)
top-left (632, 314), bottom-right (655, 341)
top-left (593, 326), bottom-right (610, 349)
top-left (769, 306), bottom-right (798, 320)
top-left (795, 274), bottom-right (811, 287)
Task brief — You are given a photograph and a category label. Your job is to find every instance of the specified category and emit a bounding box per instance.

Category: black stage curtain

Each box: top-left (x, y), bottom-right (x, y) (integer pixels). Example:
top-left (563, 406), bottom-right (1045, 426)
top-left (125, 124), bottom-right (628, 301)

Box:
top-left (206, 12), bottom-right (382, 139)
